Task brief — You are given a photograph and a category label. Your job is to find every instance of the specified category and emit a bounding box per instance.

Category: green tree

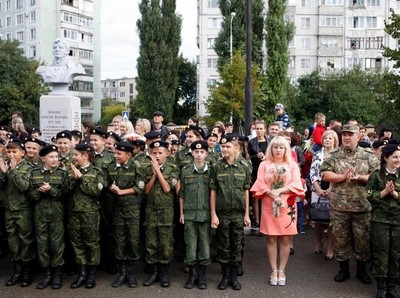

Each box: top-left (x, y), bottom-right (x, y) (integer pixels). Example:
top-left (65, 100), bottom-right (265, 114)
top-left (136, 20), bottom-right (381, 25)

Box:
top-left (172, 56), bottom-right (197, 124)
top-left (214, 0), bottom-right (265, 68)
top-left (263, 0), bottom-right (294, 111)
top-left (98, 105), bottom-right (126, 127)
top-left (136, 0), bottom-right (182, 121)
top-left (383, 9), bottom-right (400, 69)
top-left (205, 52), bottom-right (263, 132)
top-left (0, 40), bottom-right (48, 125)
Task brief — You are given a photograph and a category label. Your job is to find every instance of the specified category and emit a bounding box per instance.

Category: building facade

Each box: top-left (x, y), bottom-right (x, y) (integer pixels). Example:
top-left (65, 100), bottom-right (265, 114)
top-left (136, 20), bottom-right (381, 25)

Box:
top-left (0, 0), bottom-right (101, 122)
top-left (197, 0), bottom-right (400, 117)
top-left (101, 77), bottom-right (137, 107)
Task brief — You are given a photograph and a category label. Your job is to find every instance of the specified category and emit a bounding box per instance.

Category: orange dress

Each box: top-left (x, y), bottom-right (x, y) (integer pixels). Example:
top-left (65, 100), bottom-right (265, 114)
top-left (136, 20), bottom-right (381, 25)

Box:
top-left (250, 160), bottom-right (304, 236)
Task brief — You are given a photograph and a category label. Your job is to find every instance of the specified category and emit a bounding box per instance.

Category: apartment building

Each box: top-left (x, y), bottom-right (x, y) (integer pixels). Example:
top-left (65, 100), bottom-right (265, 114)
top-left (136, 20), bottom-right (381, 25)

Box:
top-left (101, 77), bottom-right (137, 107)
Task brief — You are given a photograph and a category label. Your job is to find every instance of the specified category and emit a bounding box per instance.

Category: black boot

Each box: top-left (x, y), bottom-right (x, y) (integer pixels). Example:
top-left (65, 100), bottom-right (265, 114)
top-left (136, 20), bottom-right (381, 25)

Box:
top-left (37, 267), bottom-right (52, 289)
top-left (143, 263), bottom-right (159, 286)
top-left (52, 266), bottom-right (62, 289)
top-left (387, 277), bottom-right (400, 298)
top-left (356, 260), bottom-right (372, 284)
top-left (375, 277), bottom-right (386, 298)
top-left (85, 265), bottom-right (97, 289)
top-left (71, 265), bottom-right (87, 289)
top-left (197, 265), bottom-right (207, 289)
top-left (20, 262), bottom-right (32, 287)
top-left (112, 261), bottom-right (127, 288)
top-left (334, 260), bottom-right (350, 282)
top-left (218, 263), bottom-right (230, 290)
top-left (159, 263), bottom-right (170, 287)
top-left (230, 264), bottom-right (241, 290)
top-left (237, 262), bottom-right (244, 276)
top-left (6, 261), bottom-right (22, 286)
top-left (126, 261), bottom-right (138, 288)
top-left (184, 265), bottom-right (197, 289)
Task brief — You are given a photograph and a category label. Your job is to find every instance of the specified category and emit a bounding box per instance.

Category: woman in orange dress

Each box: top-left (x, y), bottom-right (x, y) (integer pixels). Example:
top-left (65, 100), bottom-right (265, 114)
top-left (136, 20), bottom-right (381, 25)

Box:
top-left (250, 136), bottom-right (304, 286)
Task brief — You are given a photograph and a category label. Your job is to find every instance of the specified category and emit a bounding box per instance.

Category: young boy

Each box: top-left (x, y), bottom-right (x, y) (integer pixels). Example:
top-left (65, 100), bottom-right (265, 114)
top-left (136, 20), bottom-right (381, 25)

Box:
top-left (67, 143), bottom-right (105, 289)
top-left (0, 139), bottom-right (35, 287)
top-left (24, 137), bottom-right (44, 167)
top-left (179, 140), bottom-right (211, 289)
top-left (210, 135), bottom-right (251, 291)
top-left (312, 112), bottom-right (326, 152)
top-left (143, 141), bottom-right (180, 288)
top-left (56, 130), bottom-right (74, 168)
top-left (107, 141), bottom-right (145, 288)
top-left (29, 145), bottom-right (68, 289)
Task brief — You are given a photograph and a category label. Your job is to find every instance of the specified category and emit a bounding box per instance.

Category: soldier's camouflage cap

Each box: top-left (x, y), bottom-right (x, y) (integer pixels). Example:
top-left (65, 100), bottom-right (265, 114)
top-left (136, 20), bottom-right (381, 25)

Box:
top-left (342, 124), bottom-right (359, 134)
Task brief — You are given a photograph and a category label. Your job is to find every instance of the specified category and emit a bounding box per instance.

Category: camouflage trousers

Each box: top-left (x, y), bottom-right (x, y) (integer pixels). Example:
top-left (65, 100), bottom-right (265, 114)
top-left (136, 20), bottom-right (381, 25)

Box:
top-left (5, 209), bottom-right (35, 262)
top-left (331, 210), bottom-right (370, 262)
top-left (35, 215), bottom-right (64, 268)
top-left (114, 208), bottom-right (140, 261)
top-left (184, 221), bottom-right (211, 266)
top-left (68, 211), bottom-right (100, 265)
top-left (217, 216), bottom-right (244, 265)
top-left (371, 222), bottom-right (400, 277)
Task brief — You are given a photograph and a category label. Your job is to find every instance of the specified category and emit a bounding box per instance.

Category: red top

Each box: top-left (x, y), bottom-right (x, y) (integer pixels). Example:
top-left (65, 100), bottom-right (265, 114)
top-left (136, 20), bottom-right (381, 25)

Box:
top-left (312, 125), bottom-right (326, 146)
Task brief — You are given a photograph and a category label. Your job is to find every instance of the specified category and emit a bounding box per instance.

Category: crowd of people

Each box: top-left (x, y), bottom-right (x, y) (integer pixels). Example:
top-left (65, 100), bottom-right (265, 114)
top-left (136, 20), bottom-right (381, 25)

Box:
top-left (0, 107), bottom-right (398, 297)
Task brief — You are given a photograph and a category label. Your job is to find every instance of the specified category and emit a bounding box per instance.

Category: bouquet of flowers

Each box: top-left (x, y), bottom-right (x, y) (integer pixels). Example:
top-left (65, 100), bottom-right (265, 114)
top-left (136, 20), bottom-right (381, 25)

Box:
top-left (271, 166), bottom-right (286, 217)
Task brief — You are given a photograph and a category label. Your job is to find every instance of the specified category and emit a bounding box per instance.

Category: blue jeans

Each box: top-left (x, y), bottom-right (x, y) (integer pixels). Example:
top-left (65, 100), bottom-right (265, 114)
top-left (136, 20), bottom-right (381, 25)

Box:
top-left (296, 201), bottom-right (304, 233)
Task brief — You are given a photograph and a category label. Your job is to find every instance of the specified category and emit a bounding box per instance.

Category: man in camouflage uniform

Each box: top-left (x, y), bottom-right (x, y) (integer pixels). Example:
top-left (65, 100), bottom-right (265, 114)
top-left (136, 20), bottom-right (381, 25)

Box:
top-left (67, 143), bottom-right (105, 289)
top-left (29, 145), bottom-right (68, 289)
top-left (321, 124), bottom-right (380, 284)
top-left (107, 141), bottom-right (145, 288)
top-left (143, 141), bottom-right (180, 288)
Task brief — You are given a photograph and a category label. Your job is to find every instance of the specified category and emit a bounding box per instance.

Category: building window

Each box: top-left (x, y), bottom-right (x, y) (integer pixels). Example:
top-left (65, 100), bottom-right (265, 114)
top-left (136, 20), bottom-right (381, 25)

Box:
top-left (0, 2), bottom-right (2, 12)
top-left (365, 37), bottom-right (383, 49)
top-left (289, 57), bottom-right (295, 69)
top-left (208, 0), bottom-right (218, 7)
top-left (349, 38), bottom-right (363, 49)
top-left (63, 0), bottom-right (79, 7)
top-left (351, 0), bottom-right (365, 6)
top-left (30, 0), bottom-right (36, 5)
top-left (347, 58), bottom-right (363, 68)
top-left (81, 33), bottom-right (93, 43)
top-left (207, 38), bottom-right (215, 49)
top-left (365, 58), bottom-right (382, 69)
top-left (321, 0), bottom-right (343, 5)
top-left (119, 82), bottom-right (125, 87)
top-left (288, 38), bottom-right (295, 48)
top-left (301, 18), bottom-right (311, 29)
top-left (320, 16), bottom-right (342, 27)
top-left (207, 79), bottom-right (217, 87)
top-left (366, 0), bottom-right (380, 5)
top-left (112, 81), bottom-right (116, 87)
top-left (6, 0), bottom-right (10, 10)
top-left (119, 92), bottom-right (125, 98)
top-left (16, 31), bottom-right (24, 42)
top-left (16, 0), bottom-right (23, 9)
top-left (207, 58), bottom-right (218, 68)
top-left (352, 17), bottom-right (364, 28)
top-left (301, 38), bottom-right (311, 49)
top-left (6, 32), bottom-right (12, 40)
top-left (30, 11), bottom-right (36, 22)
top-left (0, 19), bottom-right (2, 28)
top-left (6, 16), bottom-right (11, 27)
top-left (63, 29), bottom-right (78, 40)
top-left (16, 14), bottom-right (24, 25)
top-left (301, 0), bottom-right (311, 7)
top-left (207, 18), bottom-right (222, 29)
top-left (30, 28), bottom-right (35, 40)
top-left (301, 59), bottom-right (311, 69)
top-left (30, 45), bottom-right (36, 57)
top-left (366, 17), bottom-right (377, 28)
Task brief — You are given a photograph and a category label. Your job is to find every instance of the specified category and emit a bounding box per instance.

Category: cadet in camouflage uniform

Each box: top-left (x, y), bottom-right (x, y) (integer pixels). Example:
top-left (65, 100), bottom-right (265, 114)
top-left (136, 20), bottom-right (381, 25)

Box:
top-left (90, 128), bottom-right (116, 274)
top-left (24, 137), bottom-right (45, 168)
top-left (175, 126), bottom-right (206, 169)
top-left (179, 140), bottom-right (211, 290)
top-left (56, 131), bottom-right (74, 168)
top-left (29, 145), bottom-right (68, 290)
top-left (210, 135), bottom-right (251, 291)
top-left (67, 143), bottom-right (105, 289)
top-left (0, 139), bottom-right (35, 287)
top-left (321, 124), bottom-right (380, 284)
top-left (143, 141), bottom-right (180, 288)
top-left (366, 141), bottom-right (400, 298)
top-left (107, 141), bottom-right (145, 288)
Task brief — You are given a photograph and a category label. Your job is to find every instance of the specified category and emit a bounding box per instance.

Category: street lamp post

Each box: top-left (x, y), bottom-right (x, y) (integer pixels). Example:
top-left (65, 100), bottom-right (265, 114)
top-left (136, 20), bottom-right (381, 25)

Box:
top-left (230, 12), bottom-right (236, 60)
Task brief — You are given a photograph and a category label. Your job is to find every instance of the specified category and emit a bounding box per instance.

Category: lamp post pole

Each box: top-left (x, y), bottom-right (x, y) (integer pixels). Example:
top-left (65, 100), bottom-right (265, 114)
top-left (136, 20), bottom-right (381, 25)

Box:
top-left (230, 12), bottom-right (236, 60)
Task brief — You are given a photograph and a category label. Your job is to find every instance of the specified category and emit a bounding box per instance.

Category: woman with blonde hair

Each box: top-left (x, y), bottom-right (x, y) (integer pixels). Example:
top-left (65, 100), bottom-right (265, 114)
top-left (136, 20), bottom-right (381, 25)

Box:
top-left (135, 118), bottom-right (151, 141)
top-left (250, 136), bottom-right (304, 286)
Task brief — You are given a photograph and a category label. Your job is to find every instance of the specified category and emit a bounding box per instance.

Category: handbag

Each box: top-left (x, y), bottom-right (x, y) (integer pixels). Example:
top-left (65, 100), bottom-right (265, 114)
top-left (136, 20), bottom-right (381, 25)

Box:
top-left (309, 198), bottom-right (330, 223)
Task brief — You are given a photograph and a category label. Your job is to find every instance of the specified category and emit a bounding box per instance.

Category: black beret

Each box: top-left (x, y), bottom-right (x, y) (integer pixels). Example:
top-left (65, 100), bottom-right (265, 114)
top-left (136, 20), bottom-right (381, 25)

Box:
top-left (171, 140), bottom-right (180, 146)
top-left (56, 130), bottom-right (72, 140)
top-left (382, 140), bottom-right (400, 154)
top-left (39, 145), bottom-right (58, 157)
top-left (153, 111), bottom-right (164, 117)
top-left (239, 135), bottom-right (249, 142)
top-left (107, 131), bottom-right (122, 142)
top-left (149, 141), bottom-right (169, 149)
top-left (30, 127), bottom-right (41, 134)
top-left (220, 134), bottom-right (239, 144)
top-left (372, 139), bottom-right (388, 149)
top-left (129, 139), bottom-right (146, 147)
top-left (0, 139), bottom-right (5, 145)
top-left (114, 141), bottom-right (134, 152)
top-left (7, 138), bottom-right (25, 149)
top-left (70, 130), bottom-right (82, 138)
top-left (7, 133), bottom-right (17, 139)
top-left (187, 125), bottom-right (205, 139)
top-left (90, 128), bottom-right (107, 139)
top-left (144, 131), bottom-right (162, 140)
top-left (358, 141), bottom-right (371, 148)
top-left (24, 137), bottom-right (43, 146)
top-left (206, 133), bottom-right (219, 139)
top-left (190, 140), bottom-right (208, 151)
top-left (0, 126), bottom-right (10, 132)
top-left (74, 143), bottom-right (94, 152)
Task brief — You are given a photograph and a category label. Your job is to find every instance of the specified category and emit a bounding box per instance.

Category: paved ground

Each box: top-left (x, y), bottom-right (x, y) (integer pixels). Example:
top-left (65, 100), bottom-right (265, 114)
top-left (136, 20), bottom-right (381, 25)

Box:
top-left (0, 225), bottom-right (378, 298)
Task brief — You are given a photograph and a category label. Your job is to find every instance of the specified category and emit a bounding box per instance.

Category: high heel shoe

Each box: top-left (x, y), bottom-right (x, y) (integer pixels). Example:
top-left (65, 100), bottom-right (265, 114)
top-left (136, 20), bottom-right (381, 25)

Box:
top-left (278, 270), bottom-right (286, 286)
top-left (270, 269), bottom-right (278, 286)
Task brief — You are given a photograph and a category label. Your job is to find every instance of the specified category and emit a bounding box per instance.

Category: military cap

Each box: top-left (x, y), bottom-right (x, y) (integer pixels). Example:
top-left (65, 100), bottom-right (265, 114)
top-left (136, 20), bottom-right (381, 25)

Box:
top-left (171, 140), bottom-right (180, 146)
top-left (70, 130), bottom-right (82, 138)
top-left (0, 126), bottom-right (10, 132)
top-left (206, 133), bottom-right (219, 139)
top-left (107, 131), bottom-right (122, 142)
top-left (372, 139), bottom-right (388, 149)
top-left (7, 133), bottom-right (17, 139)
top-left (75, 143), bottom-right (94, 152)
top-left (129, 139), bottom-right (146, 147)
top-left (342, 124), bottom-right (359, 134)
top-left (0, 139), bottom-right (5, 145)
top-left (114, 141), bottom-right (134, 152)
top-left (39, 145), bottom-right (58, 157)
top-left (358, 141), bottom-right (371, 148)
top-left (24, 137), bottom-right (43, 146)
top-left (190, 140), bottom-right (208, 151)
top-left (153, 111), bottom-right (164, 117)
top-left (220, 134), bottom-right (239, 144)
top-left (144, 131), bottom-right (162, 140)
top-left (239, 135), bottom-right (249, 142)
top-left (382, 140), bottom-right (400, 154)
top-left (187, 125), bottom-right (205, 139)
top-left (7, 138), bottom-right (25, 149)
top-left (149, 141), bottom-right (169, 149)
top-left (56, 130), bottom-right (72, 140)
top-left (30, 127), bottom-right (41, 135)
top-left (90, 128), bottom-right (107, 139)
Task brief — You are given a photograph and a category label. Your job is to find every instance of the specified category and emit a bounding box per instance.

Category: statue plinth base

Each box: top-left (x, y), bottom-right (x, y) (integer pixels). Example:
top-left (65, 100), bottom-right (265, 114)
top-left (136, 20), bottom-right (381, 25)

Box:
top-left (40, 95), bottom-right (81, 144)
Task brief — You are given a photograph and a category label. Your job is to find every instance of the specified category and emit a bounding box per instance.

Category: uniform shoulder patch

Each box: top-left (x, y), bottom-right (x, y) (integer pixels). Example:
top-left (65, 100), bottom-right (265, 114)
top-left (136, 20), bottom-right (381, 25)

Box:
top-left (366, 189), bottom-right (373, 196)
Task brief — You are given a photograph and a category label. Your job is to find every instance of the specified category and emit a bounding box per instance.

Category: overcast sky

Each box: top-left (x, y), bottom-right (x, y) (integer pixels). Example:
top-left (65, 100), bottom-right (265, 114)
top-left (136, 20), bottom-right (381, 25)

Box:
top-left (100, 0), bottom-right (198, 80)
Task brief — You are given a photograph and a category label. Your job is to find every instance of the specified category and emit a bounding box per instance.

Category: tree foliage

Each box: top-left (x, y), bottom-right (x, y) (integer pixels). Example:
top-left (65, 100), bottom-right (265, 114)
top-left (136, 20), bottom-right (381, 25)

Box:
top-left (205, 52), bottom-right (263, 133)
top-left (136, 0), bottom-right (182, 121)
top-left (214, 0), bottom-right (265, 68)
top-left (383, 9), bottom-right (400, 69)
top-left (0, 40), bottom-right (48, 125)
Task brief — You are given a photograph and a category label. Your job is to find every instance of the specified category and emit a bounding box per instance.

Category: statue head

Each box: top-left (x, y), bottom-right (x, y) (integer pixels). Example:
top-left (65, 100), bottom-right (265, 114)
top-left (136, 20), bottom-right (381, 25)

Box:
top-left (52, 38), bottom-right (70, 60)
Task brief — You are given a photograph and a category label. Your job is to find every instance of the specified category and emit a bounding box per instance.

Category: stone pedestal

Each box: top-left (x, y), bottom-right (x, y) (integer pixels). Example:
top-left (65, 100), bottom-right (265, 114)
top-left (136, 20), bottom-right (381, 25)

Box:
top-left (40, 95), bottom-right (81, 144)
